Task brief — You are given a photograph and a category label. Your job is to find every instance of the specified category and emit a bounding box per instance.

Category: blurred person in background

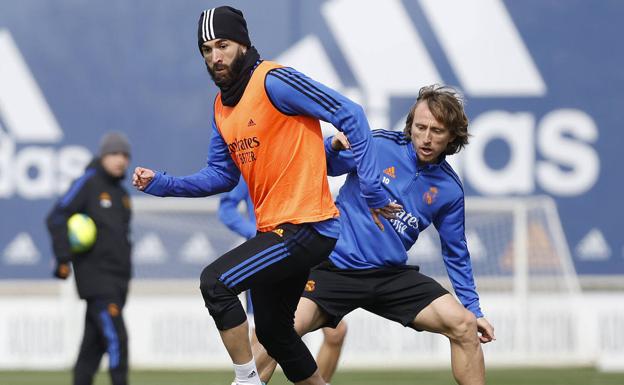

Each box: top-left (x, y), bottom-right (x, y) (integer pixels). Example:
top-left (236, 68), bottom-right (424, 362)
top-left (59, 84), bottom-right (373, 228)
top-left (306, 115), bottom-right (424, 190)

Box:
top-left (46, 132), bottom-right (132, 385)
top-left (132, 5), bottom-right (399, 385)
top-left (219, 177), bottom-right (347, 385)
top-left (254, 85), bottom-right (495, 385)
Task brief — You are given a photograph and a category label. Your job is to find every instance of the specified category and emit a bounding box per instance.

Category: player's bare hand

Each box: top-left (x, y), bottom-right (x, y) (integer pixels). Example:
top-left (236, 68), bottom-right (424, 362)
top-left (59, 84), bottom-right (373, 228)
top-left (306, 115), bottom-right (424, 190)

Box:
top-left (132, 167), bottom-right (155, 191)
top-left (369, 202), bottom-right (403, 231)
top-left (476, 317), bottom-right (495, 343)
top-left (331, 132), bottom-right (351, 151)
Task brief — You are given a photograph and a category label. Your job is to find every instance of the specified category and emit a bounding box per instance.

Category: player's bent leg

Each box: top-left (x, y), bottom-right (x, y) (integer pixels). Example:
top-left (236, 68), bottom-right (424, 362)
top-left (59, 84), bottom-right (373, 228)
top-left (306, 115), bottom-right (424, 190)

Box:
top-left (199, 263), bottom-right (252, 364)
top-left (411, 294), bottom-right (484, 385)
top-left (208, 224), bottom-right (334, 385)
top-left (317, 321), bottom-right (347, 384)
top-left (254, 297), bottom-right (330, 384)
top-left (253, 272), bottom-right (322, 384)
top-left (199, 263), bottom-right (248, 331)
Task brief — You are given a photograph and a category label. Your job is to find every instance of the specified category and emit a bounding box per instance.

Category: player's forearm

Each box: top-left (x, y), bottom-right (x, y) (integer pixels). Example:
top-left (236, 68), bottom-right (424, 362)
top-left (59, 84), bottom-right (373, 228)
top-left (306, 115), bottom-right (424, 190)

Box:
top-left (445, 258), bottom-right (483, 318)
top-left (331, 104), bottom-right (389, 208)
top-left (454, 285), bottom-right (483, 318)
top-left (265, 70), bottom-right (388, 207)
top-left (144, 168), bottom-right (238, 197)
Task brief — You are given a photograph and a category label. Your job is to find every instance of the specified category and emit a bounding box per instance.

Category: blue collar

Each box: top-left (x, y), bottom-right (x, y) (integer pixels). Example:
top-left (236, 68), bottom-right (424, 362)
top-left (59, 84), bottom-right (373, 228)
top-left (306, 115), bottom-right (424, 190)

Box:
top-left (406, 143), bottom-right (445, 172)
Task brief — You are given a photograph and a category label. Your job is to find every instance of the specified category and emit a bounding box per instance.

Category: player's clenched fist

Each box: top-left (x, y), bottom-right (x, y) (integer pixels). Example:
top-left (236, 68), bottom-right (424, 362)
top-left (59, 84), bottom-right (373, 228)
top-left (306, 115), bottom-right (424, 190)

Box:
top-left (132, 167), bottom-right (155, 191)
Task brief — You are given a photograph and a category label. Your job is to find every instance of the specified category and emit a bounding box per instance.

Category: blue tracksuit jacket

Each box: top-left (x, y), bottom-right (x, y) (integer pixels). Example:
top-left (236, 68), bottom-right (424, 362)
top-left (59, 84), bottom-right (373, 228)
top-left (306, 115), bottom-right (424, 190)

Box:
top-left (326, 130), bottom-right (483, 318)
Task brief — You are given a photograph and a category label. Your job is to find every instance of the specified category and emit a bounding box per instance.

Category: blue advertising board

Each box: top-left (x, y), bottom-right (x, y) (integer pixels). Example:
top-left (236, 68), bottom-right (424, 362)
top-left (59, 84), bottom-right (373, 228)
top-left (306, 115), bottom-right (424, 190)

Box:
top-left (1, 0), bottom-right (622, 278)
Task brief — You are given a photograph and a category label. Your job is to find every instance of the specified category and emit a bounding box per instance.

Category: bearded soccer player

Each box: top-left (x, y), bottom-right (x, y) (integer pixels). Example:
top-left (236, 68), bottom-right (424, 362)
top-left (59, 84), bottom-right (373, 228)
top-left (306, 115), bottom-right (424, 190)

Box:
top-left (132, 6), bottom-right (399, 385)
top-left (253, 85), bottom-right (496, 385)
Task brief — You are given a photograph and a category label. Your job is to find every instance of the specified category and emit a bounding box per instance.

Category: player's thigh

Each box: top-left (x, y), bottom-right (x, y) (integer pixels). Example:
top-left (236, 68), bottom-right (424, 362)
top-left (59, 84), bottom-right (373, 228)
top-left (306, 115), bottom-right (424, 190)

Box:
top-left (301, 263), bottom-right (365, 329)
top-left (411, 293), bottom-right (473, 335)
top-left (294, 297), bottom-right (330, 336)
top-left (218, 223), bottom-right (333, 294)
top-left (366, 267), bottom-right (447, 327)
top-left (207, 231), bottom-right (284, 293)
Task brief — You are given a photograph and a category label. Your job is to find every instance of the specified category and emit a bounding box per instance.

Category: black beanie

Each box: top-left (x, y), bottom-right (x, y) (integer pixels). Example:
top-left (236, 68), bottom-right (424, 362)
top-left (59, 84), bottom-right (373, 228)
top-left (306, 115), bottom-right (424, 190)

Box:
top-left (197, 6), bottom-right (251, 51)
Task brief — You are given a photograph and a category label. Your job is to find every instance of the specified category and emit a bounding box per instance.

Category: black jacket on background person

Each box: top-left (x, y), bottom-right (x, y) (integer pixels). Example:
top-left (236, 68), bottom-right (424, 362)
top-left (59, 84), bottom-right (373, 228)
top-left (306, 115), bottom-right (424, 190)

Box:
top-left (46, 158), bottom-right (132, 299)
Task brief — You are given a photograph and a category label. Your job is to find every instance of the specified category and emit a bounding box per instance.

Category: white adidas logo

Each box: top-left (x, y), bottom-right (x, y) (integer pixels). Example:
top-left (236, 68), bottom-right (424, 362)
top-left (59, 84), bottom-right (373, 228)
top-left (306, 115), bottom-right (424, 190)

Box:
top-left (278, 0), bottom-right (544, 131)
top-left (277, 0), bottom-right (605, 264)
top-left (277, 0), bottom-right (599, 199)
top-left (0, 29), bottom-right (91, 200)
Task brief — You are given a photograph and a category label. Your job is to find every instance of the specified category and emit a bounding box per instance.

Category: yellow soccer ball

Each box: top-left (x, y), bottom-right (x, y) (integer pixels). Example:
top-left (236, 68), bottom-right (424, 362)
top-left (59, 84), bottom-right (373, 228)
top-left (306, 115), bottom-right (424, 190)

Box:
top-left (67, 213), bottom-right (97, 253)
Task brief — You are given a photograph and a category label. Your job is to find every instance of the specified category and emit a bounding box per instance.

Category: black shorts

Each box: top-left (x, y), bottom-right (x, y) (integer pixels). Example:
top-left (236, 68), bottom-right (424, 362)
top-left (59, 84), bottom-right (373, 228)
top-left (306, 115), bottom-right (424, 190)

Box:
top-left (301, 261), bottom-right (448, 329)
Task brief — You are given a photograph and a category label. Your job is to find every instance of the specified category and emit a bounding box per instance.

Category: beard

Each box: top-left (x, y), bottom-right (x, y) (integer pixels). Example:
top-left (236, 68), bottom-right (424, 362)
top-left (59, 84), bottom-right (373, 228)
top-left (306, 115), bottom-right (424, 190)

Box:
top-left (207, 48), bottom-right (247, 88)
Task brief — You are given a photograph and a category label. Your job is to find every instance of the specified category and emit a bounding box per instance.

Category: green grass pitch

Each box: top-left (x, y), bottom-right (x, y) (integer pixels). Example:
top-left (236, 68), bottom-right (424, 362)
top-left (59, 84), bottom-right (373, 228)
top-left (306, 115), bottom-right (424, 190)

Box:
top-left (1, 368), bottom-right (623, 385)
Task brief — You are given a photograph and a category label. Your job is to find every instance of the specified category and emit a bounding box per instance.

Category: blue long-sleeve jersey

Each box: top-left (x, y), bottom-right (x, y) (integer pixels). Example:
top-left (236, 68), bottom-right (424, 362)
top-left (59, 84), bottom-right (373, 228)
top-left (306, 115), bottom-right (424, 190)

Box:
top-left (218, 177), bottom-right (256, 240)
top-left (144, 63), bottom-right (389, 237)
top-left (326, 130), bottom-right (483, 318)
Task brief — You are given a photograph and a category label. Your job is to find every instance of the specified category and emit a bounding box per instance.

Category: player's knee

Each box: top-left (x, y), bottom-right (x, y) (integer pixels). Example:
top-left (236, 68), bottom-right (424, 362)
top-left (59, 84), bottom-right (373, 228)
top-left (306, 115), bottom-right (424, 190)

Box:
top-left (323, 321), bottom-right (347, 346)
top-left (199, 264), bottom-right (220, 302)
top-left (199, 265), bottom-right (243, 329)
top-left (448, 310), bottom-right (478, 343)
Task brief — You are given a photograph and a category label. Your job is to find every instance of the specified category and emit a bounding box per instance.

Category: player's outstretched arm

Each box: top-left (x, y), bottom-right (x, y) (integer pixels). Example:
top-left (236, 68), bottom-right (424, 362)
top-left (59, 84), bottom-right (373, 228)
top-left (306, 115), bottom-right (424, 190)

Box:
top-left (265, 67), bottom-right (390, 208)
top-left (435, 196), bottom-right (485, 318)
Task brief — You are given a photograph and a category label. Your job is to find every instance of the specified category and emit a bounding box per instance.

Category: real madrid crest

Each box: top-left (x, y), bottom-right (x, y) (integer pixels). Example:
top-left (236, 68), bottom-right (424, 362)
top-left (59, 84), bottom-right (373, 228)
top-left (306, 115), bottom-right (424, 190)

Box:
top-left (99, 192), bottom-right (112, 208)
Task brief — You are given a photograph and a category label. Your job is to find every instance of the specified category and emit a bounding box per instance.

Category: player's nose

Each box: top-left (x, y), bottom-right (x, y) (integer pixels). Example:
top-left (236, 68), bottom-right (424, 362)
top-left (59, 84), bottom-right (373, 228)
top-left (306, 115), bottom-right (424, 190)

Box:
top-left (212, 50), bottom-right (224, 63)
